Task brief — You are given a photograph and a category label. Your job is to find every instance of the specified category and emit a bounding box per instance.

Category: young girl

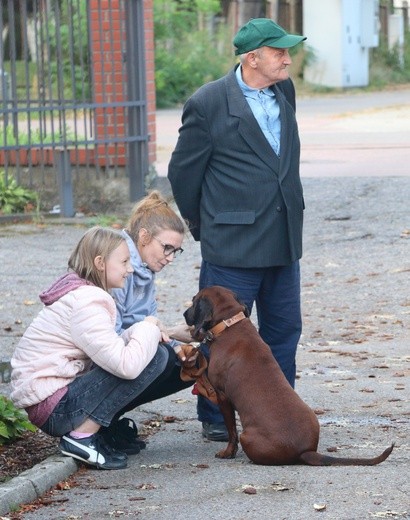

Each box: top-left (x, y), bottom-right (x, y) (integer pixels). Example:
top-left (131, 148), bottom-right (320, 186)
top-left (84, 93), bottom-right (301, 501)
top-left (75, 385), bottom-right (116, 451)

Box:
top-left (10, 227), bottom-right (175, 470)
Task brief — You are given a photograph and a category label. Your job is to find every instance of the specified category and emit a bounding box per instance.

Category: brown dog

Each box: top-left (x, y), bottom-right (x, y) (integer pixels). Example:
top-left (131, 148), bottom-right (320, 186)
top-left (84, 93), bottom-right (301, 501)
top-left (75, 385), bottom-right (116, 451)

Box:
top-left (184, 286), bottom-right (394, 466)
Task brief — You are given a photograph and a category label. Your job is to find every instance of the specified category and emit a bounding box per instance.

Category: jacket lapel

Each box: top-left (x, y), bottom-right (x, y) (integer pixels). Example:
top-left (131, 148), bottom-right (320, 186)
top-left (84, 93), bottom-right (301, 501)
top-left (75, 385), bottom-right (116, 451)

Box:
top-left (225, 69), bottom-right (280, 172)
top-left (274, 83), bottom-right (294, 181)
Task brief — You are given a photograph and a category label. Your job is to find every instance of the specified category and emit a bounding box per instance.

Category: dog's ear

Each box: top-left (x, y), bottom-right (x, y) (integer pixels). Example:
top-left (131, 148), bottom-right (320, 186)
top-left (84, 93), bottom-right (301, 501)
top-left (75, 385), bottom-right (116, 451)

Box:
top-left (233, 293), bottom-right (250, 317)
top-left (191, 297), bottom-right (213, 340)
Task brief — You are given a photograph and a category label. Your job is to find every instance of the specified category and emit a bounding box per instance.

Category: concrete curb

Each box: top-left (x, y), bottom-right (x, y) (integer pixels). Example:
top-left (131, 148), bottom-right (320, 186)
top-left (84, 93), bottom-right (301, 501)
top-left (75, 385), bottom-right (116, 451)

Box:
top-left (0, 455), bottom-right (78, 516)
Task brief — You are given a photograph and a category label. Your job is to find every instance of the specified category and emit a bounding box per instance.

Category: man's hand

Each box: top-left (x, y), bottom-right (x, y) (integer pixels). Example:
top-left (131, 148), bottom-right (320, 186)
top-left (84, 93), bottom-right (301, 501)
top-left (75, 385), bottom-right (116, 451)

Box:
top-left (167, 323), bottom-right (194, 343)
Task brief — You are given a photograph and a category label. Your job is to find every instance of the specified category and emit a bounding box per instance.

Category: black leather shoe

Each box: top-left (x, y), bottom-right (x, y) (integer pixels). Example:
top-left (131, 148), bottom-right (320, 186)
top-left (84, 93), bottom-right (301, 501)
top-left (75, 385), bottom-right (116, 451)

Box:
top-left (202, 422), bottom-right (229, 442)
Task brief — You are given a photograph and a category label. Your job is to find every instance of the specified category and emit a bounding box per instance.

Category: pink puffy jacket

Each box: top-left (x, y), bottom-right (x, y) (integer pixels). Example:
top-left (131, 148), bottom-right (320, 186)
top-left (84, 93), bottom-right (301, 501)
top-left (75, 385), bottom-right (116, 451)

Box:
top-left (10, 285), bottom-right (161, 409)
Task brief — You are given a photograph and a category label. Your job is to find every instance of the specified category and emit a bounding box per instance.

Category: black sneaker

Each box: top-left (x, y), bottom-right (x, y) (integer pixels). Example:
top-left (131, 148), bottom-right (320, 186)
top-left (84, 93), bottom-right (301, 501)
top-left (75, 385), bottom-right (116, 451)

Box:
top-left (101, 417), bottom-right (146, 455)
top-left (59, 433), bottom-right (127, 470)
top-left (202, 422), bottom-right (229, 442)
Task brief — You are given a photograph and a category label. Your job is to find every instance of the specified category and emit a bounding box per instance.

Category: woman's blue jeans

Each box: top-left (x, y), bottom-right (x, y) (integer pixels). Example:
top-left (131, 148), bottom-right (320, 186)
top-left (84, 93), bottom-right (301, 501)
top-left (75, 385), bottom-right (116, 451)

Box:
top-left (41, 345), bottom-right (169, 437)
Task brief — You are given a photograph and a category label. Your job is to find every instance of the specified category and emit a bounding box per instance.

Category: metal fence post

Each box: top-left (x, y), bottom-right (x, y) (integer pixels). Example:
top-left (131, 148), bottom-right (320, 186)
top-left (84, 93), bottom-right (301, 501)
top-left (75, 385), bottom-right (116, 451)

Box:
top-left (125, 0), bottom-right (149, 202)
top-left (0, 69), bottom-right (10, 127)
top-left (55, 147), bottom-right (75, 217)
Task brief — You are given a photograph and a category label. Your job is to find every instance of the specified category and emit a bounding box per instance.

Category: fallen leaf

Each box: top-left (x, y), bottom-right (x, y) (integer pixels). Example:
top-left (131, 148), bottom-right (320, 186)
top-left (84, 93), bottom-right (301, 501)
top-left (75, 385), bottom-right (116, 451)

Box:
top-left (369, 512), bottom-right (409, 518)
top-left (56, 480), bottom-right (72, 490)
top-left (137, 483), bottom-right (157, 490)
top-left (271, 482), bottom-right (290, 492)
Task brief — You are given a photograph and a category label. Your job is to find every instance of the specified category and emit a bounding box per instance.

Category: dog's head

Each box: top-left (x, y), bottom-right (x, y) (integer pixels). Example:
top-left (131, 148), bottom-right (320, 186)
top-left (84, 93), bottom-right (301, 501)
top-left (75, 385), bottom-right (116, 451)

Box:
top-left (183, 286), bottom-right (249, 341)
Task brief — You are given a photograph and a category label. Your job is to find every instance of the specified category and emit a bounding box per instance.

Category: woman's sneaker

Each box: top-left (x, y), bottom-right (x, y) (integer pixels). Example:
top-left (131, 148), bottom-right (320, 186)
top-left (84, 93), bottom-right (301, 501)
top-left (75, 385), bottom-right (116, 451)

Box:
top-left (59, 432), bottom-right (127, 470)
top-left (101, 417), bottom-right (146, 455)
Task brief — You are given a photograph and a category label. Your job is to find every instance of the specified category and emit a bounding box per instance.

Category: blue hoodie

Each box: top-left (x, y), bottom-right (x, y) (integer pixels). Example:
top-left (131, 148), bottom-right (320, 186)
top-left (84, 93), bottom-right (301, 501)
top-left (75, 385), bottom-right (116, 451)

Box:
top-left (111, 230), bottom-right (157, 333)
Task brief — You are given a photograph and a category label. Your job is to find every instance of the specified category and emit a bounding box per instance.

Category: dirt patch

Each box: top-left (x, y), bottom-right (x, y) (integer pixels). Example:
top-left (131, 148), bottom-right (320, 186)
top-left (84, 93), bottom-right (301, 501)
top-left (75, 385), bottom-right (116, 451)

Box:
top-left (0, 430), bottom-right (60, 484)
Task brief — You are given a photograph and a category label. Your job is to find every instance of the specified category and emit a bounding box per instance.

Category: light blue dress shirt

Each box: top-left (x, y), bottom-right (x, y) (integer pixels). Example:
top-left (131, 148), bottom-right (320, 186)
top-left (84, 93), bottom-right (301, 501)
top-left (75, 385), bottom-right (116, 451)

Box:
top-left (235, 65), bottom-right (281, 156)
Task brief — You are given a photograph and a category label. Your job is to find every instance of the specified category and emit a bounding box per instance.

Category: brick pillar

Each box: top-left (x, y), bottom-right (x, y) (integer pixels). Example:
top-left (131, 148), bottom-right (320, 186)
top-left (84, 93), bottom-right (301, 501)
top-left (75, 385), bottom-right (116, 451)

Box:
top-left (89, 0), bottom-right (156, 168)
top-left (89, 0), bottom-right (125, 166)
top-left (144, 0), bottom-right (157, 166)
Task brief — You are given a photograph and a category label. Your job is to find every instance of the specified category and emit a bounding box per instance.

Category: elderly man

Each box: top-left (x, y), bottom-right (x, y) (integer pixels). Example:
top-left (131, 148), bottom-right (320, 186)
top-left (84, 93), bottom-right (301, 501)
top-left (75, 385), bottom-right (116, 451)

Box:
top-left (168, 18), bottom-right (307, 441)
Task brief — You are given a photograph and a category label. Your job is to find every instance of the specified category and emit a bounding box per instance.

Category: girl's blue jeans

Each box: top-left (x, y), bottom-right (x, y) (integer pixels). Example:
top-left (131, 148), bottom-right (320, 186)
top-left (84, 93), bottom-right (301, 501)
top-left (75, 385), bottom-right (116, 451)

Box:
top-left (41, 345), bottom-right (169, 437)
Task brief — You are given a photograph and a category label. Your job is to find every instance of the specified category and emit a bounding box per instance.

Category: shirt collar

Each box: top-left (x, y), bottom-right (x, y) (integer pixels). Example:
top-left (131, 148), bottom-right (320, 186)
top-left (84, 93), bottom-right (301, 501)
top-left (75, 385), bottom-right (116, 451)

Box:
top-left (235, 65), bottom-right (275, 99)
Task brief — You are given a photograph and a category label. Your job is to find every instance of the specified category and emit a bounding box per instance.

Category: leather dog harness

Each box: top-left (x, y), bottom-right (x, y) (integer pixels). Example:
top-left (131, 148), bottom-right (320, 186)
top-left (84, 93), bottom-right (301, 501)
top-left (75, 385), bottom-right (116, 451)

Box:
top-left (180, 350), bottom-right (219, 405)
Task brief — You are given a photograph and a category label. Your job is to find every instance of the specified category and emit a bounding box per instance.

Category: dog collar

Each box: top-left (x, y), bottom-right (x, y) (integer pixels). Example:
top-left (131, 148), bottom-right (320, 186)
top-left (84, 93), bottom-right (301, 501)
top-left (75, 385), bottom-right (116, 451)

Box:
top-left (204, 311), bottom-right (247, 343)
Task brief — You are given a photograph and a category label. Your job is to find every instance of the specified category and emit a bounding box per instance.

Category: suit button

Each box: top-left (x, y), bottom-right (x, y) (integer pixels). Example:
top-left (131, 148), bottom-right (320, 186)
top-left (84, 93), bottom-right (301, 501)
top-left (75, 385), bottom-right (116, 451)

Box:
top-left (276, 206), bottom-right (282, 212)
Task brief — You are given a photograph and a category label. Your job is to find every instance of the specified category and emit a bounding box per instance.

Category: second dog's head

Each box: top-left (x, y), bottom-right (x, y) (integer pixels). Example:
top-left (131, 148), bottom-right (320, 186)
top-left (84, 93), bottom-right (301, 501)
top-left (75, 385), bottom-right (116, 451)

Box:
top-left (184, 286), bottom-right (249, 342)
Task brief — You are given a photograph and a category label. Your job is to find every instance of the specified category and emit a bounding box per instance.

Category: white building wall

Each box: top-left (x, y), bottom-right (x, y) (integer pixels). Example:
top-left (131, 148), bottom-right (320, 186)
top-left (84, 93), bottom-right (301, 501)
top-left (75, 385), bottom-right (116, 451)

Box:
top-left (303, 0), bottom-right (378, 88)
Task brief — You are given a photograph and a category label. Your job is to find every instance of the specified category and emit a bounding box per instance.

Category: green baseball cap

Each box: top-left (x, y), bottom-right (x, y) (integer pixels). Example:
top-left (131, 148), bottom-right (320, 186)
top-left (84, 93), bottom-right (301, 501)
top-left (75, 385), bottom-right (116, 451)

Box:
top-left (233, 18), bottom-right (306, 55)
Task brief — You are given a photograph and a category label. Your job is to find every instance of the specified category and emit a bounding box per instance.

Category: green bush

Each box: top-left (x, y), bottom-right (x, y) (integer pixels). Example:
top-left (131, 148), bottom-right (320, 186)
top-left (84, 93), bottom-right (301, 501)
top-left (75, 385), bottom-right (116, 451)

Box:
top-left (0, 395), bottom-right (36, 445)
top-left (0, 171), bottom-right (39, 214)
top-left (47, 1), bottom-right (90, 100)
top-left (154, 0), bottom-right (234, 108)
top-left (370, 29), bottom-right (410, 88)
top-left (155, 29), bottom-right (234, 107)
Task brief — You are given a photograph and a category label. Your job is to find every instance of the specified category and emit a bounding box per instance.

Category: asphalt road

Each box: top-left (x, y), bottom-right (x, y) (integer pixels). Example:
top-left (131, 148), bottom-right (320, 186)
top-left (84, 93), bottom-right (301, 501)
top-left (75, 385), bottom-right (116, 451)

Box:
top-left (0, 87), bottom-right (409, 519)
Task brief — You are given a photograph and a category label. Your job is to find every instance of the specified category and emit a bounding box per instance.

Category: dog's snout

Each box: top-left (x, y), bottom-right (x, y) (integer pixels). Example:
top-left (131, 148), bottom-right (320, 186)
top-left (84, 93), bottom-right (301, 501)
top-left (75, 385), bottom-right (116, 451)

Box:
top-left (183, 306), bottom-right (194, 325)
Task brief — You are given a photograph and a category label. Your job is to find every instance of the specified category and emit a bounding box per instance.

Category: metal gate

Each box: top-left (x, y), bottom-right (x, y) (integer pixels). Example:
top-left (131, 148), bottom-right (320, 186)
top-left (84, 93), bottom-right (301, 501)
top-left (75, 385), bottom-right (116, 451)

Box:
top-left (0, 0), bottom-right (148, 216)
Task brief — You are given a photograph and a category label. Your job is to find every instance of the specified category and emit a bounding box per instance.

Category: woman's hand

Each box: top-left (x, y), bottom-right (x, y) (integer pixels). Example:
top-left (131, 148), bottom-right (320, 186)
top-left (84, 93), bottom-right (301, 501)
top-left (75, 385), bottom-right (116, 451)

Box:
top-left (144, 316), bottom-right (170, 343)
top-left (174, 344), bottom-right (199, 367)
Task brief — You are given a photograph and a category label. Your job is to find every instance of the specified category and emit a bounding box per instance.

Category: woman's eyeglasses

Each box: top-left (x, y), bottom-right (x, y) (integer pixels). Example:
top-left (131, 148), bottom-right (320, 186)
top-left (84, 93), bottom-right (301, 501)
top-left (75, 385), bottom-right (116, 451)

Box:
top-left (152, 236), bottom-right (184, 257)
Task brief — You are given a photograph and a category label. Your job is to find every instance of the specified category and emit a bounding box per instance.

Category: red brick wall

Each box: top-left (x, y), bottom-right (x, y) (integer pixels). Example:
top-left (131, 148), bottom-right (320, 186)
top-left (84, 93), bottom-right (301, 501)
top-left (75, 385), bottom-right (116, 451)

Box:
top-left (89, 0), bottom-right (156, 168)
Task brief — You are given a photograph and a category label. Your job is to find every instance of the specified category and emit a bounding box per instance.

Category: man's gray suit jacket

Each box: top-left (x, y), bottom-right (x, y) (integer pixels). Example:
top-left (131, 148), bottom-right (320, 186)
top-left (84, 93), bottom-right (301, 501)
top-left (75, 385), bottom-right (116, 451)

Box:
top-left (168, 66), bottom-right (304, 269)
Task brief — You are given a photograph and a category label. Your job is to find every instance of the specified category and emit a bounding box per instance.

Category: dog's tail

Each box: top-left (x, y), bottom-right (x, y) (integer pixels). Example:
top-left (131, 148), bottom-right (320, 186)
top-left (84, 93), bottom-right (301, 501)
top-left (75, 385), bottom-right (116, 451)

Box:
top-left (299, 443), bottom-right (394, 466)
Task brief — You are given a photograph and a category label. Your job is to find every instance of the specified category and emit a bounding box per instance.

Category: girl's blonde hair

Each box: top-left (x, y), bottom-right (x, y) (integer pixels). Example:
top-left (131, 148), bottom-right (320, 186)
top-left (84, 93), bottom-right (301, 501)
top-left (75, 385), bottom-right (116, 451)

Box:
top-left (126, 190), bottom-right (185, 242)
top-left (68, 226), bottom-right (125, 291)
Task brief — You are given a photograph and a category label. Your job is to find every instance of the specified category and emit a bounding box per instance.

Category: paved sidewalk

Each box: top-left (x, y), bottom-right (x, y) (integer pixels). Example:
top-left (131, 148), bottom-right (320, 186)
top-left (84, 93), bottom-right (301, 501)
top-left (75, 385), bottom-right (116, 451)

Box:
top-left (0, 88), bottom-right (409, 519)
top-left (155, 86), bottom-right (410, 178)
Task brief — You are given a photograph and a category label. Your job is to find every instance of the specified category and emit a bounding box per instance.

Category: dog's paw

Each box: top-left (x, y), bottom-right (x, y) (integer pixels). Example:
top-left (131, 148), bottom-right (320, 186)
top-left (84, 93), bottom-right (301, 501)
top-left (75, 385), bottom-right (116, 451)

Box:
top-left (215, 446), bottom-right (237, 459)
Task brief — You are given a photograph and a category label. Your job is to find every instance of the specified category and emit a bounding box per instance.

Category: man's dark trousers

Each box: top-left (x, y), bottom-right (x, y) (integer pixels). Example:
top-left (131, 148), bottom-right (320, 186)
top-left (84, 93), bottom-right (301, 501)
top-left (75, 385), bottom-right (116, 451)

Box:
top-left (197, 260), bottom-right (301, 424)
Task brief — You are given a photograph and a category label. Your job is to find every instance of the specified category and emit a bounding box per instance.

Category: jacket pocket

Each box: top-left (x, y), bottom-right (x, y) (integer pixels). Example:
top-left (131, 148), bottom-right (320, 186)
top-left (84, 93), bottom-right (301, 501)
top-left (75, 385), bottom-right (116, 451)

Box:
top-left (213, 211), bottom-right (255, 225)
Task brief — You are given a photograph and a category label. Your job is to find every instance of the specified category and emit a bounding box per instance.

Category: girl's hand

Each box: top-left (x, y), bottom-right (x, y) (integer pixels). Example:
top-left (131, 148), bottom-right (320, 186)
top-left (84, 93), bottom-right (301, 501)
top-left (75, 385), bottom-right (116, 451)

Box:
top-left (144, 316), bottom-right (170, 343)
